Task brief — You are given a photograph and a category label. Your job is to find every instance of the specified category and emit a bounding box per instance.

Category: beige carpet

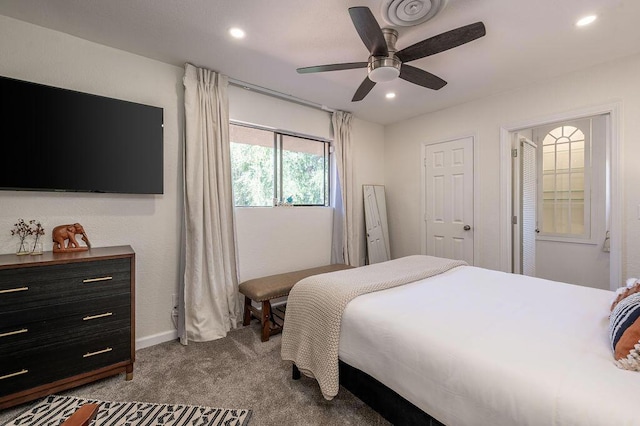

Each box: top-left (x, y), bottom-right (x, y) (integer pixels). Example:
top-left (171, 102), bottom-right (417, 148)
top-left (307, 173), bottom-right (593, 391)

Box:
top-left (0, 323), bottom-right (390, 426)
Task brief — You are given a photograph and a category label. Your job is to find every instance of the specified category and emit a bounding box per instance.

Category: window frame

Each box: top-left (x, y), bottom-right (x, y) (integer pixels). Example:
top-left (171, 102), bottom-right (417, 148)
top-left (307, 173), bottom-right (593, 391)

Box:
top-left (229, 120), bottom-right (331, 207)
top-left (536, 121), bottom-right (597, 245)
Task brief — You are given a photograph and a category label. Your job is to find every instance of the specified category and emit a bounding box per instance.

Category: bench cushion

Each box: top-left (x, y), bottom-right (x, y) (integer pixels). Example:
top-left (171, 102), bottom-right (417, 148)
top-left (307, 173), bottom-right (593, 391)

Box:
top-left (239, 264), bottom-right (354, 302)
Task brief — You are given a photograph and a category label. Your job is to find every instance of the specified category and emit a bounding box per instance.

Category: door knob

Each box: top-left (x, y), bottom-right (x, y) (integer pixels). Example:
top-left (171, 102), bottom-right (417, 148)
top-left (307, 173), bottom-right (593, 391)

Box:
top-left (463, 225), bottom-right (471, 231)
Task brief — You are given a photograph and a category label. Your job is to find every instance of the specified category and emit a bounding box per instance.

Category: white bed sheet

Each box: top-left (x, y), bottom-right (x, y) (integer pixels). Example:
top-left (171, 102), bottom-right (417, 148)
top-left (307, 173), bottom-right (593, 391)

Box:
top-left (339, 265), bottom-right (640, 426)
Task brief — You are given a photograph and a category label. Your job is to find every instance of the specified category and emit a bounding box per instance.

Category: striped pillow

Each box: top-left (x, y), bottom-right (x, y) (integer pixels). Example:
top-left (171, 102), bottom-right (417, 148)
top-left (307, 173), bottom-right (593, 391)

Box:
top-left (611, 280), bottom-right (640, 311)
top-left (609, 292), bottom-right (640, 370)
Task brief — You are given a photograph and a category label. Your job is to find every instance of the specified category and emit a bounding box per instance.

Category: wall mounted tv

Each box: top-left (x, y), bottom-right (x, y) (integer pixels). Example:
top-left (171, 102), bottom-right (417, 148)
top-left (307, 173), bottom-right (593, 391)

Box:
top-left (0, 76), bottom-right (163, 194)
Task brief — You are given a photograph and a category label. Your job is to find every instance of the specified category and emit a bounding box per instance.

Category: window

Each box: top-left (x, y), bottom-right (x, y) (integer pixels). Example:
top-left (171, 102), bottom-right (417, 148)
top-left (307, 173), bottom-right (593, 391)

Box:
top-left (539, 124), bottom-right (590, 238)
top-left (229, 125), bottom-right (274, 207)
top-left (229, 123), bottom-right (330, 206)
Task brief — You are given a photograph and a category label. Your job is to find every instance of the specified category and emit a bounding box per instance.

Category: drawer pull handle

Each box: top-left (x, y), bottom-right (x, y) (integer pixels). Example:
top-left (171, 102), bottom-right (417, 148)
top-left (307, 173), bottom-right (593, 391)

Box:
top-left (83, 347), bottom-right (113, 358)
top-left (0, 328), bottom-right (28, 338)
top-left (83, 276), bottom-right (113, 283)
top-left (0, 369), bottom-right (28, 380)
top-left (0, 286), bottom-right (29, 294)
top-left (83, 312), bottom-right (113, 321)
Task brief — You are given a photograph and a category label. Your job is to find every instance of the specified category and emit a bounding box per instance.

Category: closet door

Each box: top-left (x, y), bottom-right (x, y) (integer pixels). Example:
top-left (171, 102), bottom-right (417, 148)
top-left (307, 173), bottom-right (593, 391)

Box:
top-left (424, 137), bottom-right (474, 264)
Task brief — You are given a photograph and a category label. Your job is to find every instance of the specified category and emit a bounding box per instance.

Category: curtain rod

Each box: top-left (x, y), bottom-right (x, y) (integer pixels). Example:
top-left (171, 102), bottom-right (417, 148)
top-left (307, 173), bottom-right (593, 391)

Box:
top-left (228, 77), bottom-right (336, 114)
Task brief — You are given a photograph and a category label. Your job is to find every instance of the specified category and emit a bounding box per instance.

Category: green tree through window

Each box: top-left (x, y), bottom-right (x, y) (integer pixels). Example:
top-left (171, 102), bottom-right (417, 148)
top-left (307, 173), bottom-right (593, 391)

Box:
top-left (230, 123), bottom-right (329, 206)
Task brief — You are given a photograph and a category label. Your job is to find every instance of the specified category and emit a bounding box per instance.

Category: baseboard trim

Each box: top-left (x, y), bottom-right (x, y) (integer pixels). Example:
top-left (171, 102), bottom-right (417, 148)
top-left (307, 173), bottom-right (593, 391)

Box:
top-left (135, 330), bottom-right (178, 350)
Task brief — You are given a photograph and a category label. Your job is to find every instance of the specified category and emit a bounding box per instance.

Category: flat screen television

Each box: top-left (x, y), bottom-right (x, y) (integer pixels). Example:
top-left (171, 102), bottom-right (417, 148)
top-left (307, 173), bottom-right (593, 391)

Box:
top-left (0, 76), bottom-right (163, 194)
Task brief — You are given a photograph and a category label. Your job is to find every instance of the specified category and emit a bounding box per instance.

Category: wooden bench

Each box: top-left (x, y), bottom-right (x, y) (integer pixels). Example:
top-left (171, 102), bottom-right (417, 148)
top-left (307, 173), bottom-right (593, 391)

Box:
top-left (239, 264), bottom-right (354, 341)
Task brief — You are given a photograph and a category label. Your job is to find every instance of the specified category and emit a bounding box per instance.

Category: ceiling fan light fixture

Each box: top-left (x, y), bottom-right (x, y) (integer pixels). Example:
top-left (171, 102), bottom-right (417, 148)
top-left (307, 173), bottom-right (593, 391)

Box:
top-left (368, 57), bottom-right (401, 82)
top-left (369, 67), bottom-right (400, 82)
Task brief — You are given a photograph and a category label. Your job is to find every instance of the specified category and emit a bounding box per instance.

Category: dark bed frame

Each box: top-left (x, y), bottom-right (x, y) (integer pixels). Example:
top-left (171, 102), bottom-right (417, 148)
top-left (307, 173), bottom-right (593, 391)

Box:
top-left (292, 362), bottom-right (445, 426)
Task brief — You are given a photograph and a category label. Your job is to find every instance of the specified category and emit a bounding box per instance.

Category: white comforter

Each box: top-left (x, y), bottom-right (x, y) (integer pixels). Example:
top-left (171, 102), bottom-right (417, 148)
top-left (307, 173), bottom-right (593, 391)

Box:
top-left (339, 265), bottom-right (640, 426)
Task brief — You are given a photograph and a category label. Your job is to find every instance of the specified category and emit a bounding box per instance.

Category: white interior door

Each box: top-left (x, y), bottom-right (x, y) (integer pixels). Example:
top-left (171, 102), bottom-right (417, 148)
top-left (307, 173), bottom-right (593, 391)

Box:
top-left (364, 185), bottom-right (390, 264)
top-left (424, 137), bottom-right (474, 264)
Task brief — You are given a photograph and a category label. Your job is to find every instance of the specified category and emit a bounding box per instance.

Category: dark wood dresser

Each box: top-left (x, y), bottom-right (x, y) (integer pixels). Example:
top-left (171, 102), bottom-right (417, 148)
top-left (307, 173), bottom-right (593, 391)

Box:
top-left (0, 246), bottom-right (135, 409)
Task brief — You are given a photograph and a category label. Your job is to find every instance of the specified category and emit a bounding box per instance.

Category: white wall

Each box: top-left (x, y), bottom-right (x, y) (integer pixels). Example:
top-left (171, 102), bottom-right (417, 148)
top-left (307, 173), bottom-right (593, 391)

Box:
top-left (351, 117), bottom-right (386, 265)
top-left (384, 52), bottom-right (640, 280)
top-left (229, 85), bottom-right (331, 139)
top-left (235, 207), bottom-right (333, 282)
top-left (0, 15), bottom-right (184, 347)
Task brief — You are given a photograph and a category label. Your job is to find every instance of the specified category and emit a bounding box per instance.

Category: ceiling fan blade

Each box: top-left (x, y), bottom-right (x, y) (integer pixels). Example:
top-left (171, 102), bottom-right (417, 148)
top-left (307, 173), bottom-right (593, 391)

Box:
top-left (352, 77), bottom-right (376, 102)
top-left (348, 7), bottom-right (388, 57)
top-left (399, 65), bottom-right (447, 90)
top-left (396, 22), bottom-right (486, 63)
top-left (297, 62), bottom-right (368, 74)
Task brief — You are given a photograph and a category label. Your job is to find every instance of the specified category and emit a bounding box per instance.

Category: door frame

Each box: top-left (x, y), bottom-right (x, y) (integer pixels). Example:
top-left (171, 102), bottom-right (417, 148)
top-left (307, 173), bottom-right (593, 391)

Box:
top-left (512, 134), bottom-right (537, 276)
top-left (499, 102), bottom-right (622, 290)
top-left (421, 134), bottom-right (478, 265)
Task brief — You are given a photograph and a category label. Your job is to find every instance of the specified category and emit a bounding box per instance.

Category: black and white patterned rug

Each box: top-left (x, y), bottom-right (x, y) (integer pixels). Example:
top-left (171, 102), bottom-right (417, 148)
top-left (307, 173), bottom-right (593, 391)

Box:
top-left (6, 395), bottom-right (252, 426)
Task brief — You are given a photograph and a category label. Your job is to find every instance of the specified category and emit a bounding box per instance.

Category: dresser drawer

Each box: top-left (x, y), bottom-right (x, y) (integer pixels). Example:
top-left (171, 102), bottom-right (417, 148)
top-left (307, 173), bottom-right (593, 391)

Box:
top-left (0, 328), bottom-right (131, 398)
top-left (0, 258), bottom-right (131, 310)
top-left (0, 295), bottom-right (130, 352)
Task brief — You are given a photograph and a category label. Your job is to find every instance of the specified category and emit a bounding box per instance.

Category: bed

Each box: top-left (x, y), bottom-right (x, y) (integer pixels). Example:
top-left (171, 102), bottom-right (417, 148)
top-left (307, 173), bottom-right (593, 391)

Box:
top-left (281, 256), bottom-right (640, 426)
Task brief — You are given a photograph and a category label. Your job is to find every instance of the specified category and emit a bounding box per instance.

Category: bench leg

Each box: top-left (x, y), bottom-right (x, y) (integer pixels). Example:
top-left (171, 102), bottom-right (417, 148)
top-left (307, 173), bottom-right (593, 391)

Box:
top-left (242, 296), bottom-right (283, 342)
top-left (243, 296), bottom-right (252, 326)
top-left (261, 300), bottom-right (272, 342)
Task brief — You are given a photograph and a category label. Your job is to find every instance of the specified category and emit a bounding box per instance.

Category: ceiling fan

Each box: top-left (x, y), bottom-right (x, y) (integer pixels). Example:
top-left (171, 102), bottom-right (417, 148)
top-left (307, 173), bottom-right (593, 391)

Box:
top-left (297, 6), bottom-right (486, 102)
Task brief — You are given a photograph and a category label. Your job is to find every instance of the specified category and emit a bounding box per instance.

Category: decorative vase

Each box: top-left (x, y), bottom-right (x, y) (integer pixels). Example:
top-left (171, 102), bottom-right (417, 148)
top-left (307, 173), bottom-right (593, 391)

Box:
top-left (16, 241), bottom-right (30, 256)
top-left (30, 241), bottom-right (43, 255)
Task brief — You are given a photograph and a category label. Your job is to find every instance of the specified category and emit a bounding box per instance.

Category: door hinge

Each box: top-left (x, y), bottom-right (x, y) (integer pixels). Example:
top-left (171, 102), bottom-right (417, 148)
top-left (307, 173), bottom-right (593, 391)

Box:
top-left (512, 148), bottom-right (518, 158)
top-left (423, 158), bottom-right (427, 167)
top-left (512, 216), bottom-right (518, 225)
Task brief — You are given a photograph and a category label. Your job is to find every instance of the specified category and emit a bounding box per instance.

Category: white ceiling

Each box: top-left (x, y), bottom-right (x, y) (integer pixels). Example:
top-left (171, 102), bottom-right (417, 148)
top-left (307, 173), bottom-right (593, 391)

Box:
top-left (1, 0), bottom-right (639, 125)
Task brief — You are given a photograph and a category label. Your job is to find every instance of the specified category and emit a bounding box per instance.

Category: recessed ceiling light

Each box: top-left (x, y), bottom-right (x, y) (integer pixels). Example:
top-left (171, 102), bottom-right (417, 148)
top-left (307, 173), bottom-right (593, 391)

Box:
top-left (385, 92), bottom-right (396, 99)
top-left (576, 15), bottom-right (597, 27)
top-left (229, 27), bottom-right (246, 39)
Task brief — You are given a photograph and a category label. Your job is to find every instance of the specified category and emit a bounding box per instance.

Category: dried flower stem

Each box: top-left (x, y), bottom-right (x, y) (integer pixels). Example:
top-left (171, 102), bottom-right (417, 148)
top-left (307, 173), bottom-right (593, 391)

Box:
top-left (31, 222), bottom-right (45, 252)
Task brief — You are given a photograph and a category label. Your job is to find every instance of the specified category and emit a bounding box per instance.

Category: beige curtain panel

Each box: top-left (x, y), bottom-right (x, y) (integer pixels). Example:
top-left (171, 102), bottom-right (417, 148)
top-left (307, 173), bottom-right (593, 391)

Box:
top-left (331, 111), bottom-right (360, 266)
top-left (181, 63), bottom-right (242, 343)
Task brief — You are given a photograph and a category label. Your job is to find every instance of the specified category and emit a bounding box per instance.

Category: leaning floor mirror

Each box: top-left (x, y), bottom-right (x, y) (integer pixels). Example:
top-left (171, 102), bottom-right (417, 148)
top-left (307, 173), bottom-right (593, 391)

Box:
top-left (363, 185), bottom-right (391, 264)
